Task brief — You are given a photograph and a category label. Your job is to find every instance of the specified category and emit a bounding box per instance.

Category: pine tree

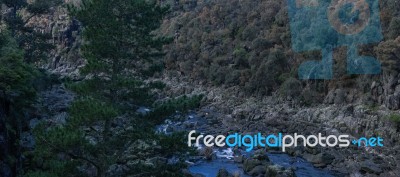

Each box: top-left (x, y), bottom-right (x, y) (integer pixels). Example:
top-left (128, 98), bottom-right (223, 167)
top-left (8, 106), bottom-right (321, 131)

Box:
top-left (0, 29), bottom-right (37, 177)
top-left (0, 1), bottom-right (64, 176)
top-left (27, 1), bottom-right (199, 177)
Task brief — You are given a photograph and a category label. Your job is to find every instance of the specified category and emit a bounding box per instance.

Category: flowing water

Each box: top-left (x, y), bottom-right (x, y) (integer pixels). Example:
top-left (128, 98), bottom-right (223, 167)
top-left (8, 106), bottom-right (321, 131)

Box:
top-left (152, 109), bottom-right (337, 177)
top-left (187, 150), bottom-right (334, 177)
top-left (189, 158), bottom-right (250, 177)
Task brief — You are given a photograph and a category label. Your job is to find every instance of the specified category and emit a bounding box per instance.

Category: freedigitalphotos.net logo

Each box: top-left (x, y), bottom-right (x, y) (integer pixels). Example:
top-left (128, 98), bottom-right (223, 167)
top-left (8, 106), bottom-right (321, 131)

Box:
top-left (188, 131), bottom-right (384, 152)
top-left (287, 0), bottom-right (383, 79)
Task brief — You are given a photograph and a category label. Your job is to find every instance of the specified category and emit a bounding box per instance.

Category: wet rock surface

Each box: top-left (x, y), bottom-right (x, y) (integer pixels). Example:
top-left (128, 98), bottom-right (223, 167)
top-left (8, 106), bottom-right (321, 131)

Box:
top-left (160, 75), bottom-right (400, 177)
top-left (155, 107), bottom-right (337, 177)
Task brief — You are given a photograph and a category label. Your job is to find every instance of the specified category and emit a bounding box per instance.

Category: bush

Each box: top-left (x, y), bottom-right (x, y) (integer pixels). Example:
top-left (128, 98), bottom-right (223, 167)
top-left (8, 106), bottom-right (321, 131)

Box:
top-left (279, 77), bottom-right (302, 99)
top-left (241, 25), bottom-right (258, 41)
top-left (233, 48), bottom-right (249, 69)
top-left (145, 95), bottom-right (204, 124)
top-left (208, 64), bottom-right (228, 85)
top-left (225, 70), bottom-right (241, 86)
top-left (301, 87), bottom-right (322, 106)
top-left (388, 17), bottom-right (400, 39)
top-left (385, 113), bottom-right (400, 123)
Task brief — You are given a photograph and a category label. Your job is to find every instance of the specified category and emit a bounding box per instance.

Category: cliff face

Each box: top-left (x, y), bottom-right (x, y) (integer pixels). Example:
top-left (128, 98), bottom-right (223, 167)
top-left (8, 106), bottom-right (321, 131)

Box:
top-left (24, 2), bottom-right (84, 79)
top-left (24, 0), bottom-right (400, 176)
top-left (157, 1), bottom-right (400, 175)
top-left (159, 0), bottom-right (400, 100)
top-left (29, 0), bottom-right (400, 106)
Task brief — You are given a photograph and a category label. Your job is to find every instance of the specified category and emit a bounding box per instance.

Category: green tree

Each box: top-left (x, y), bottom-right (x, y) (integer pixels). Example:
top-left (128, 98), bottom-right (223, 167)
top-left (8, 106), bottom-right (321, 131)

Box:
top-left (0, 1), bottom-right (61, 176)
top-left (27, 1), bottom-right (197, 177)
top-left (0, 29), bottom-right (37, 177)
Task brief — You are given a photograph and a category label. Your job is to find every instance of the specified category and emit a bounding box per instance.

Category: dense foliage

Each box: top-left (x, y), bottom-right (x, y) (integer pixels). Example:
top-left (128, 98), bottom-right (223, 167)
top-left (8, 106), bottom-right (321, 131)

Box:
top-left (0, 0), bottom-right (399, 176)
top-left (160, 0), bottom-right (400, 100)
top-left (0, 29), bottom-right (38, 177)
top-left (0, 0), bottom-right (62, 63)
top-left (0, 0), bottom-right (59, 174)
top-left (26, 1), bottom-right (199, 177)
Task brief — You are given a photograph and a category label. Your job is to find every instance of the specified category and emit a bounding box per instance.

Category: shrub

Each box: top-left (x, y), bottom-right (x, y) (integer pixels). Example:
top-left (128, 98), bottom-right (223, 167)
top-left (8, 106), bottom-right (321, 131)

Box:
top-left (225, 70), bottom-right (241, 86)
top-left (385, 113), bottom-right (400, 123)
top-left (241, 25), bottom-right (258, 41)
top-left (280, 77), bottom-right (302, 99)
top-left (301, 87), bottom-right (322, 106)
top-left (145, 95), bottom-right (204, 124)
top-left (233, 48), bottom-right (249, 69)
top-left (388, 17), bottom-right (400, 39)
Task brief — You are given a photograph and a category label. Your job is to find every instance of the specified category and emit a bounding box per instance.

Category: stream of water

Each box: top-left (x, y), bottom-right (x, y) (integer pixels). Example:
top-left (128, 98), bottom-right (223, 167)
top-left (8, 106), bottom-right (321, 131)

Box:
top-left (149, 108), bottom-right (336, 177)
top-left (187, 151), bottom-right (334, 177)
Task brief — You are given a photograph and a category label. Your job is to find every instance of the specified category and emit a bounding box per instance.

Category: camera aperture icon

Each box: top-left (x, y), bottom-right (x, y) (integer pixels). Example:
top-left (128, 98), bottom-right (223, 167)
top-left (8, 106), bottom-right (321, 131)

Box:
top-left (328, 0), bottom-right (371, 35)
top-left (287, 0), bottom-right (383, 79)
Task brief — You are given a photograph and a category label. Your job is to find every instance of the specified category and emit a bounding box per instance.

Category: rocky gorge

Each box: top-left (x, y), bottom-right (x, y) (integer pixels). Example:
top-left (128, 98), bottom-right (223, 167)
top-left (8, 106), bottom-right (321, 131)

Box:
top-left (1, 0), bottom-right (400, 176)
top-left (5, 71), bottom-right (399, 177)
top-left (157, 72), bottom-right (400, 177)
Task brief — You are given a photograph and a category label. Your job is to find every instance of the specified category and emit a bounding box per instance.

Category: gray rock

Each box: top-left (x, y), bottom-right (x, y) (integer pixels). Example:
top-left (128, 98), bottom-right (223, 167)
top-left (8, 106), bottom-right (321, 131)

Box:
top-left (182, 169), bottom-right (205, 177)
top-left (265, 165), bottom-right (295, 177)
top-left (324, 90), bottom-right (335, 104)
top-left (52, 112), bottom-right (68, 125)
top-left (234, 155), bottom-right (244, 163)
top-left (106, 164), bottom-right (128, 177)
top-left (385, 93), bottom-right (400, 110)
top-left (265, 166), bottom-right (278, 177)
top-left (20, 132), bottom-right (35, 149)
top-left (147, 157), bottom-right (168, 166)
top-left (29, 118), bottom-right (39, 129)
top-left (304, 152), bottom-right (335, 167)
top-left (216, 168), bottom-right (233, 177)
top-left (244, 158), bottom-right (262, 172)
top-left (167, 156), bottom-right (180, 165)
top-left (280, 168), bottom-right (296, 177)
top-left (253, 149), bottom-right (269, 161)
top-left (334, 89), bottom-right (346, 104)
top-left (38, 85), bottom-right (75, 114)
top-left (248, 165), bottom-right (266, 176)
top-left (360, 160), bottom-right (383, 174)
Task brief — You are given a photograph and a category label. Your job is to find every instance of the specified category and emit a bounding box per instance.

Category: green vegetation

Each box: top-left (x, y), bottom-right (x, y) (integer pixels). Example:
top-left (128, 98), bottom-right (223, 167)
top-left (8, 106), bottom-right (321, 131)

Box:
top-left (162, 0), bottom-right (291, 96)
top-left (0, 29), bottom-right (38, 177)
top-left (0, 1), bottom-right (66, 176)
top-left (0, 0), bottom-right (399, 176)
top-left (160, 0), bottom-right (400, 100)
top-left (146, 95), bottom-right (203, 124)
top-left (385, 113), bottom-right (400, 123)
top-left (1, 0), bottom-right (62, 63)
top-left (25, 0), bottom-right (198, 176)
top-left (279, 77), bottom-right (302, 99)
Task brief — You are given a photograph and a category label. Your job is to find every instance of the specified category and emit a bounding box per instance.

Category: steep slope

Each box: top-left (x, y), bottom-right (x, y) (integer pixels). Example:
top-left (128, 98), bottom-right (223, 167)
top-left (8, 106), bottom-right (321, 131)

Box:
top-left (159, 0), bottom-right (400, 104)
top-left (19, 0), bottom-right (400, 176)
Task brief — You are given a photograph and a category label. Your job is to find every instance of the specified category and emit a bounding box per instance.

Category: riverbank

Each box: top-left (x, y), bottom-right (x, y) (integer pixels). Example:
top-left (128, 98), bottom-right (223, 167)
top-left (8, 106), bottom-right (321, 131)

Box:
top-left (156, 107), bottom-right (337, 177)
top-left (158, 73), bottom-right (400, 177)
top-left (22, 79), bottom-right (400, 177)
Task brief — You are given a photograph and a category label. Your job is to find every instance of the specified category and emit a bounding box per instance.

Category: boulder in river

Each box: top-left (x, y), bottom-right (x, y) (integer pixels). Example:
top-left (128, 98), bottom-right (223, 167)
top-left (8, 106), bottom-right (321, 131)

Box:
top-left (265, 165), bottom-right (295, 177)
top-left (216, 168), bottom-right (233, 177)
top-left (360, 160), bottom-right (383, 175)
top-left (248, 165), bottom-right (266, 176)
top-left (304, 152), bottom-right (335, 167)
top-left (243, 158), bottom-right (263, 172)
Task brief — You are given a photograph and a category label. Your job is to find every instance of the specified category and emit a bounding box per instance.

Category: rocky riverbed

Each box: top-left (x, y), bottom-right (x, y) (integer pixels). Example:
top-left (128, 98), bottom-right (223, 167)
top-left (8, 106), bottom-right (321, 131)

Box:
top-left (157, 74), bottom-right (400, 177)
top-left (156, 108), bottom-right (338, 177)
top-left (18, 80), bottom-right (400, 177)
